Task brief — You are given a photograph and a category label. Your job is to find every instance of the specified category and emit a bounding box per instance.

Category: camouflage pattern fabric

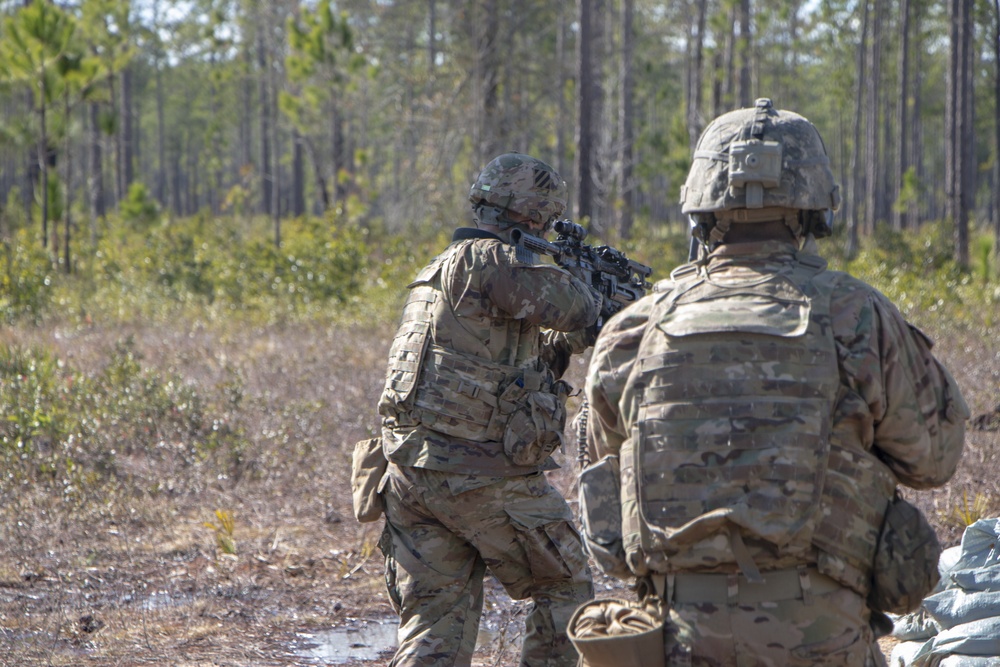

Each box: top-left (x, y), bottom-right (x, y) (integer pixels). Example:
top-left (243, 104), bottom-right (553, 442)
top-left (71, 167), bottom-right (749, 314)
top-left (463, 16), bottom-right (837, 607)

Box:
top-left (379, 229), bottom-right (600, 477)
top-left (680, 99), bottom-right (841, 215)
top-left (582, 238), bottom-right (967, 666)
top-left (665, 583), bottom-right (887, 666)
top-left (469, 153), bottom-right (568, 227)
top-left (377, 227), bottom-right (600, 667)
top-left (382, 463), bottom-right (593, 667)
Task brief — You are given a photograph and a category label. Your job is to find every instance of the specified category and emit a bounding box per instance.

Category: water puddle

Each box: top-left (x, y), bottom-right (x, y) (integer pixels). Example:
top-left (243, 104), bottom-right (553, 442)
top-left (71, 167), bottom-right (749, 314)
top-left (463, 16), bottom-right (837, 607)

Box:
top-left (293, 619), bottom-right (500, 665)
top-left (295, 620), bottom-right (397, 664)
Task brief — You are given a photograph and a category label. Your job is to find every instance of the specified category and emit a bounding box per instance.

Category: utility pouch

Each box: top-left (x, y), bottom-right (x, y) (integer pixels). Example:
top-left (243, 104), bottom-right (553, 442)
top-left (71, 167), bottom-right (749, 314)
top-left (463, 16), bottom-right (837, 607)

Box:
top-left (350, 437), bottom-right (388, 523)
top-left (579, 455), bottom-right (630, 578)
top-left (568, 597), bottom-right (666, 667)
top-left (869, 490), bottom-right (942, 614)
top-left (502, 381), bottom-right (569, 467)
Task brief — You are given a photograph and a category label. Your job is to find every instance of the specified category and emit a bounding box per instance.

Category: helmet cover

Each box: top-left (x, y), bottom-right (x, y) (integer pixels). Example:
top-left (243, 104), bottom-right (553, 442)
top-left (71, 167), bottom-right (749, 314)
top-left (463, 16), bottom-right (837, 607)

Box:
top-left (680, 99), bottom-right (841, 216)
top-left (469, 153), bottom-right (567, 228)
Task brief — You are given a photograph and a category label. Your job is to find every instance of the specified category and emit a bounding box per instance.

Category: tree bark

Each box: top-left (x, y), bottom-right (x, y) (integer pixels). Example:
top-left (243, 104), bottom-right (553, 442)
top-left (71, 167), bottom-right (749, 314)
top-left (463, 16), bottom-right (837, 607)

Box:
top-left (120, 66), bottom-right (134, 199)
top-left (737, 0), bottom-right (752, 107)
top-left (257, 30), bottom-right (273, 219)
top-left (87, 103), bottom-right (105, 229)
top-left (618, 0), bottom-right (635, 238)
top-left (948, 0), bottom-right (973, 267)
top-left (292, 129), bottom-right (305, 217)
top-left (863, 0), bottom-right (883, 234)
top-left (893, 0), bottom-right (911, 230)
top-left (994, 0), bottom-right (1000, 239)
top-left (848, 0), bottom-right (870, 258)
top-left (556, 4), bottom-right (570, 180)
top-left (472, 0), bottom-right (500, 166)
top-left (576, 0), bottom-right (597, 223)
top-left (688, 0), bottom-right (708, 149)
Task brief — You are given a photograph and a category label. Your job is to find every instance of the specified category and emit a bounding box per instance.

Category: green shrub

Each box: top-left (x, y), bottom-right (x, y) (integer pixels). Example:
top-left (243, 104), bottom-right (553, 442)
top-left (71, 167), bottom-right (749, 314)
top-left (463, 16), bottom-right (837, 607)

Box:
top-left (0, 229), bottom-right (53, 324)
top-left (121, 182), bottom-right (160, 230)
top-left (0, 336), bottom-right (249, 499)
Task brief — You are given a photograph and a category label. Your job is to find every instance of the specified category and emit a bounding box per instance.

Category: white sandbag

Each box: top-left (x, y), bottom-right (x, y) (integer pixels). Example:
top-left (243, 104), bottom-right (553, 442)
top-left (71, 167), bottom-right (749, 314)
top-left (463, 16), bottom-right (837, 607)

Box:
top-left (938, 657), bottom-right (1000, 667)
top-left (939, 546), bottom-right (962, 579)
top-left (889, 639), bottom-right (926, 667)
top-left (948, 567), bottom-right (1000, 593)
top-left (891, 608), bottom-right (942, 641)
top-left (916, 617), bottom-right (1000, 662)
top-left (922, 589), bottom-right (1000, 629)
top-left (950, 519), bottom-right (1000, 572)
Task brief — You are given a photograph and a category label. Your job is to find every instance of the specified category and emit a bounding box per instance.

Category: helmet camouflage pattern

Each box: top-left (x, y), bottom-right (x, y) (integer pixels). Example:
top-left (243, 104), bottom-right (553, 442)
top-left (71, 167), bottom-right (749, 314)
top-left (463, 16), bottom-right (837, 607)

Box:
top-left (469, 153), bottom-right (567, 228)
top-left (680, 98), bottom-right (841, 217)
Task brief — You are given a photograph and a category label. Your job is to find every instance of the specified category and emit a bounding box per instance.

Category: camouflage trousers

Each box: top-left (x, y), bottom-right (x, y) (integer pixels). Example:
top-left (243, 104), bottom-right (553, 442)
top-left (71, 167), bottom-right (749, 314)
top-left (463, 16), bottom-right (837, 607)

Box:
top-left (381, 463), bottom-right (594, 667)
top-left (659, 569), bottom-right (888, 667)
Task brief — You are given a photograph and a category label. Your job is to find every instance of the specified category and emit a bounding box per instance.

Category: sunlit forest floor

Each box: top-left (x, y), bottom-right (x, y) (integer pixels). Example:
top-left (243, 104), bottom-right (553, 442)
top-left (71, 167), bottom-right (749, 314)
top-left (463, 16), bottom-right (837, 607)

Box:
top-left (2, 219), bottom-right (999, 665)
top-left (2, 313), bottom-right (997, 666)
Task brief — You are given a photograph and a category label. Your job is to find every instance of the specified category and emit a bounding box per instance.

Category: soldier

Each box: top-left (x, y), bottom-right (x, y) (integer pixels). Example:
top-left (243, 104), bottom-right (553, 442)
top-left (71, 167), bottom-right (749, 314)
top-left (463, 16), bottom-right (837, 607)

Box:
top-left (377, 153), bottom-right (598, 667)
top-left (579, 100), bottom-right (968, 666)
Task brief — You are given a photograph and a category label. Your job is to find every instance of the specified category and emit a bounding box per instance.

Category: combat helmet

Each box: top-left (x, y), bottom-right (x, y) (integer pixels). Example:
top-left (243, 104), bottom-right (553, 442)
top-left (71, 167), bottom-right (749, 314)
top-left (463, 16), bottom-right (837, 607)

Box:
top-left (469, 153), bottom-right (567, 230)
top-left (680, 98), bottom-right (841, 241)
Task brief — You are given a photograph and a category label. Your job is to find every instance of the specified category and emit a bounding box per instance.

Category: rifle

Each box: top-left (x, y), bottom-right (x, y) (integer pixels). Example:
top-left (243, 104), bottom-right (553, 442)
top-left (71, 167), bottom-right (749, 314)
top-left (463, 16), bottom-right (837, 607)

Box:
top-left (511, 220), bottom-right (653, 331)
top-left (511, 220), bottom-right (654, 470)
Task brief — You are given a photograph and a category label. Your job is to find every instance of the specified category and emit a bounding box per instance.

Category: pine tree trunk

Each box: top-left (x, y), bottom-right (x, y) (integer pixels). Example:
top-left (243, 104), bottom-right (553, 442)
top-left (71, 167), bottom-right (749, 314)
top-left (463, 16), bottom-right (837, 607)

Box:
top-left (120, 66), bottom-right (134, 197)
top-left (576, 0), bottom-right (597, 222)
top-left (257, 31), bottom-right (273, 219)
top-left (472, 0), bottom-right (500, 166)
top-left (848, 0), bottom-right (869, 257)
top-left (994, 0), bottom-right (1000, 239)
top-left (738, 0), bottom-right (751, 107)
top-left (87, 103), bottom-right (105, 228)
top-left (618, 0), bottom-right (635, 238)
top-left (894, 0), bottom-right (911, 230)
top-left (864, 0), bottom-right (883, 234)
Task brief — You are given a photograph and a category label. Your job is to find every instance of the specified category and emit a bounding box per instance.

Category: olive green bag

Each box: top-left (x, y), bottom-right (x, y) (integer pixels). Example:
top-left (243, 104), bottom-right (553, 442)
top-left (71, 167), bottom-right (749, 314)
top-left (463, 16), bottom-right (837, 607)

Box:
top-left (868, 491), bottom-right (942, 614)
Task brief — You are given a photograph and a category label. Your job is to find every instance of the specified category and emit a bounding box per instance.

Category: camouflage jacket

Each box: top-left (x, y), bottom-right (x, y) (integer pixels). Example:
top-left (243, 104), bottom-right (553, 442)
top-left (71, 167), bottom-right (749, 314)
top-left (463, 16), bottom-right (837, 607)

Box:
top-left (583, 239), bottom-right (968, 582)
top-left (379, 227), bottom-right (600, 482)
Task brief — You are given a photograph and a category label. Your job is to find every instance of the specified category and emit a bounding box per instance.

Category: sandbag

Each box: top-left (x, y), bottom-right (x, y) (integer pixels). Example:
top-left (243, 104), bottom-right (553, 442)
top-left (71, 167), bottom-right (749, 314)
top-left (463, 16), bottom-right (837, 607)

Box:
top-left (910, 617), bottom-right (1000, 666)
top-left (923, 589), bottom-right (1000, 630)
top-left (948, 568), bottom-right (1000, 593)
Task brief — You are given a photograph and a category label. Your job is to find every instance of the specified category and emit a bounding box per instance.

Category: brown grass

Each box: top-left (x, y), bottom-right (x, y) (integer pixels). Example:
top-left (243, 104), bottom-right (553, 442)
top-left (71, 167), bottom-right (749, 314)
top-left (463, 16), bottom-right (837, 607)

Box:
top-left (0, 314), bottom-right (996, 666)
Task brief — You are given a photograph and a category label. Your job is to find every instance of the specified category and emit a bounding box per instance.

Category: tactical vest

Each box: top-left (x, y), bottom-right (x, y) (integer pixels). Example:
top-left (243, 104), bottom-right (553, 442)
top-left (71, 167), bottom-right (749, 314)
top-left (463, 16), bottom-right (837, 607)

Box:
top-left (380, 242), bottom-right (553, 443)
top-left (624, 253), bottom-right (894, 595)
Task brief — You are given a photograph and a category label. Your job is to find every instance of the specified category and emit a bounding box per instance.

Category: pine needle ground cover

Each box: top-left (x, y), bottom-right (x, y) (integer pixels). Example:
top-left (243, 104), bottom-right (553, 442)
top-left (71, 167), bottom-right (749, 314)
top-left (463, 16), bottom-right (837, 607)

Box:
top-left (1, 220), bottom-right (998, 665)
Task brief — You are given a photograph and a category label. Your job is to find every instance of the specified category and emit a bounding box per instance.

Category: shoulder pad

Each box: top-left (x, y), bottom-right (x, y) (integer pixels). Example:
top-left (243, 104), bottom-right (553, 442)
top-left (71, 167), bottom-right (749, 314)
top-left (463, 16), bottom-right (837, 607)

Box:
top-left (406, 248), bottom-right (455, 288)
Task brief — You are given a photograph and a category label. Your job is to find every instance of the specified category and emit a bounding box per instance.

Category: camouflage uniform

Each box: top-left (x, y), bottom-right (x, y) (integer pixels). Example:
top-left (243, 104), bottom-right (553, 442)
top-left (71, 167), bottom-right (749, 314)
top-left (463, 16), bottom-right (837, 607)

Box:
top-left (378, 222), bottom-right (599, 667)
top-left (579, 102), bottom-right (968, 667)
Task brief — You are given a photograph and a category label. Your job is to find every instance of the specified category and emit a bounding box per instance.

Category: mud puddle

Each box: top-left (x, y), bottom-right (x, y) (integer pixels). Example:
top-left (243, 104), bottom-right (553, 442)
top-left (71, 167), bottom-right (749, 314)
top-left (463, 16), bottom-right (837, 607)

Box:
top-left (293, 618), bottom-right (500, 665)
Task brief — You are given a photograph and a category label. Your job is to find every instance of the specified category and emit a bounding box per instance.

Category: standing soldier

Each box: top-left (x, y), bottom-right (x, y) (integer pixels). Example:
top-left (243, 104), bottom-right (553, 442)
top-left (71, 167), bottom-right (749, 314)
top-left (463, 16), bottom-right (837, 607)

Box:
top-left (377, 153), bottom-right (598, 667)
top-left (579, 100), bottom-right (967, 666)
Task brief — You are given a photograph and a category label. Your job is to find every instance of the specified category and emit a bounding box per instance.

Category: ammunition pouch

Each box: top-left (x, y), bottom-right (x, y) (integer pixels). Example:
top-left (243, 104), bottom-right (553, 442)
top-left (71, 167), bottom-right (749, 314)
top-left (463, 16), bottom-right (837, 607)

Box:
top-left (502, 379), bottom-right (570, 466)
top-left (868, 490), bottom-right (942, 614)
top-left (404, 344), bottom-right (569, 466)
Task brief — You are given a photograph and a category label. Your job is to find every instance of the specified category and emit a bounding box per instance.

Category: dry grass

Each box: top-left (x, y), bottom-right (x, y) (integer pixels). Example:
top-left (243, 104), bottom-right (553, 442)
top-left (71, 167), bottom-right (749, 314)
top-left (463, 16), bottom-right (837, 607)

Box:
top-left (0, 311), bottom-right (997, 666)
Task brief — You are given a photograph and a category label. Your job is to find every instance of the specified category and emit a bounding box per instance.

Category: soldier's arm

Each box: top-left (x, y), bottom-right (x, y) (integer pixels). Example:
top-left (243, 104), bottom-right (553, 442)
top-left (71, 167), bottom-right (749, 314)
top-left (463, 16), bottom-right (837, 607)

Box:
top-left (870, 292), bottom-right (968, 488)
top-left (833, 282), bottom-right (968, 489)
top-left (484, 243), bottom-right (601, 332)
top-left (584, 303), bottom-right (650, 463)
